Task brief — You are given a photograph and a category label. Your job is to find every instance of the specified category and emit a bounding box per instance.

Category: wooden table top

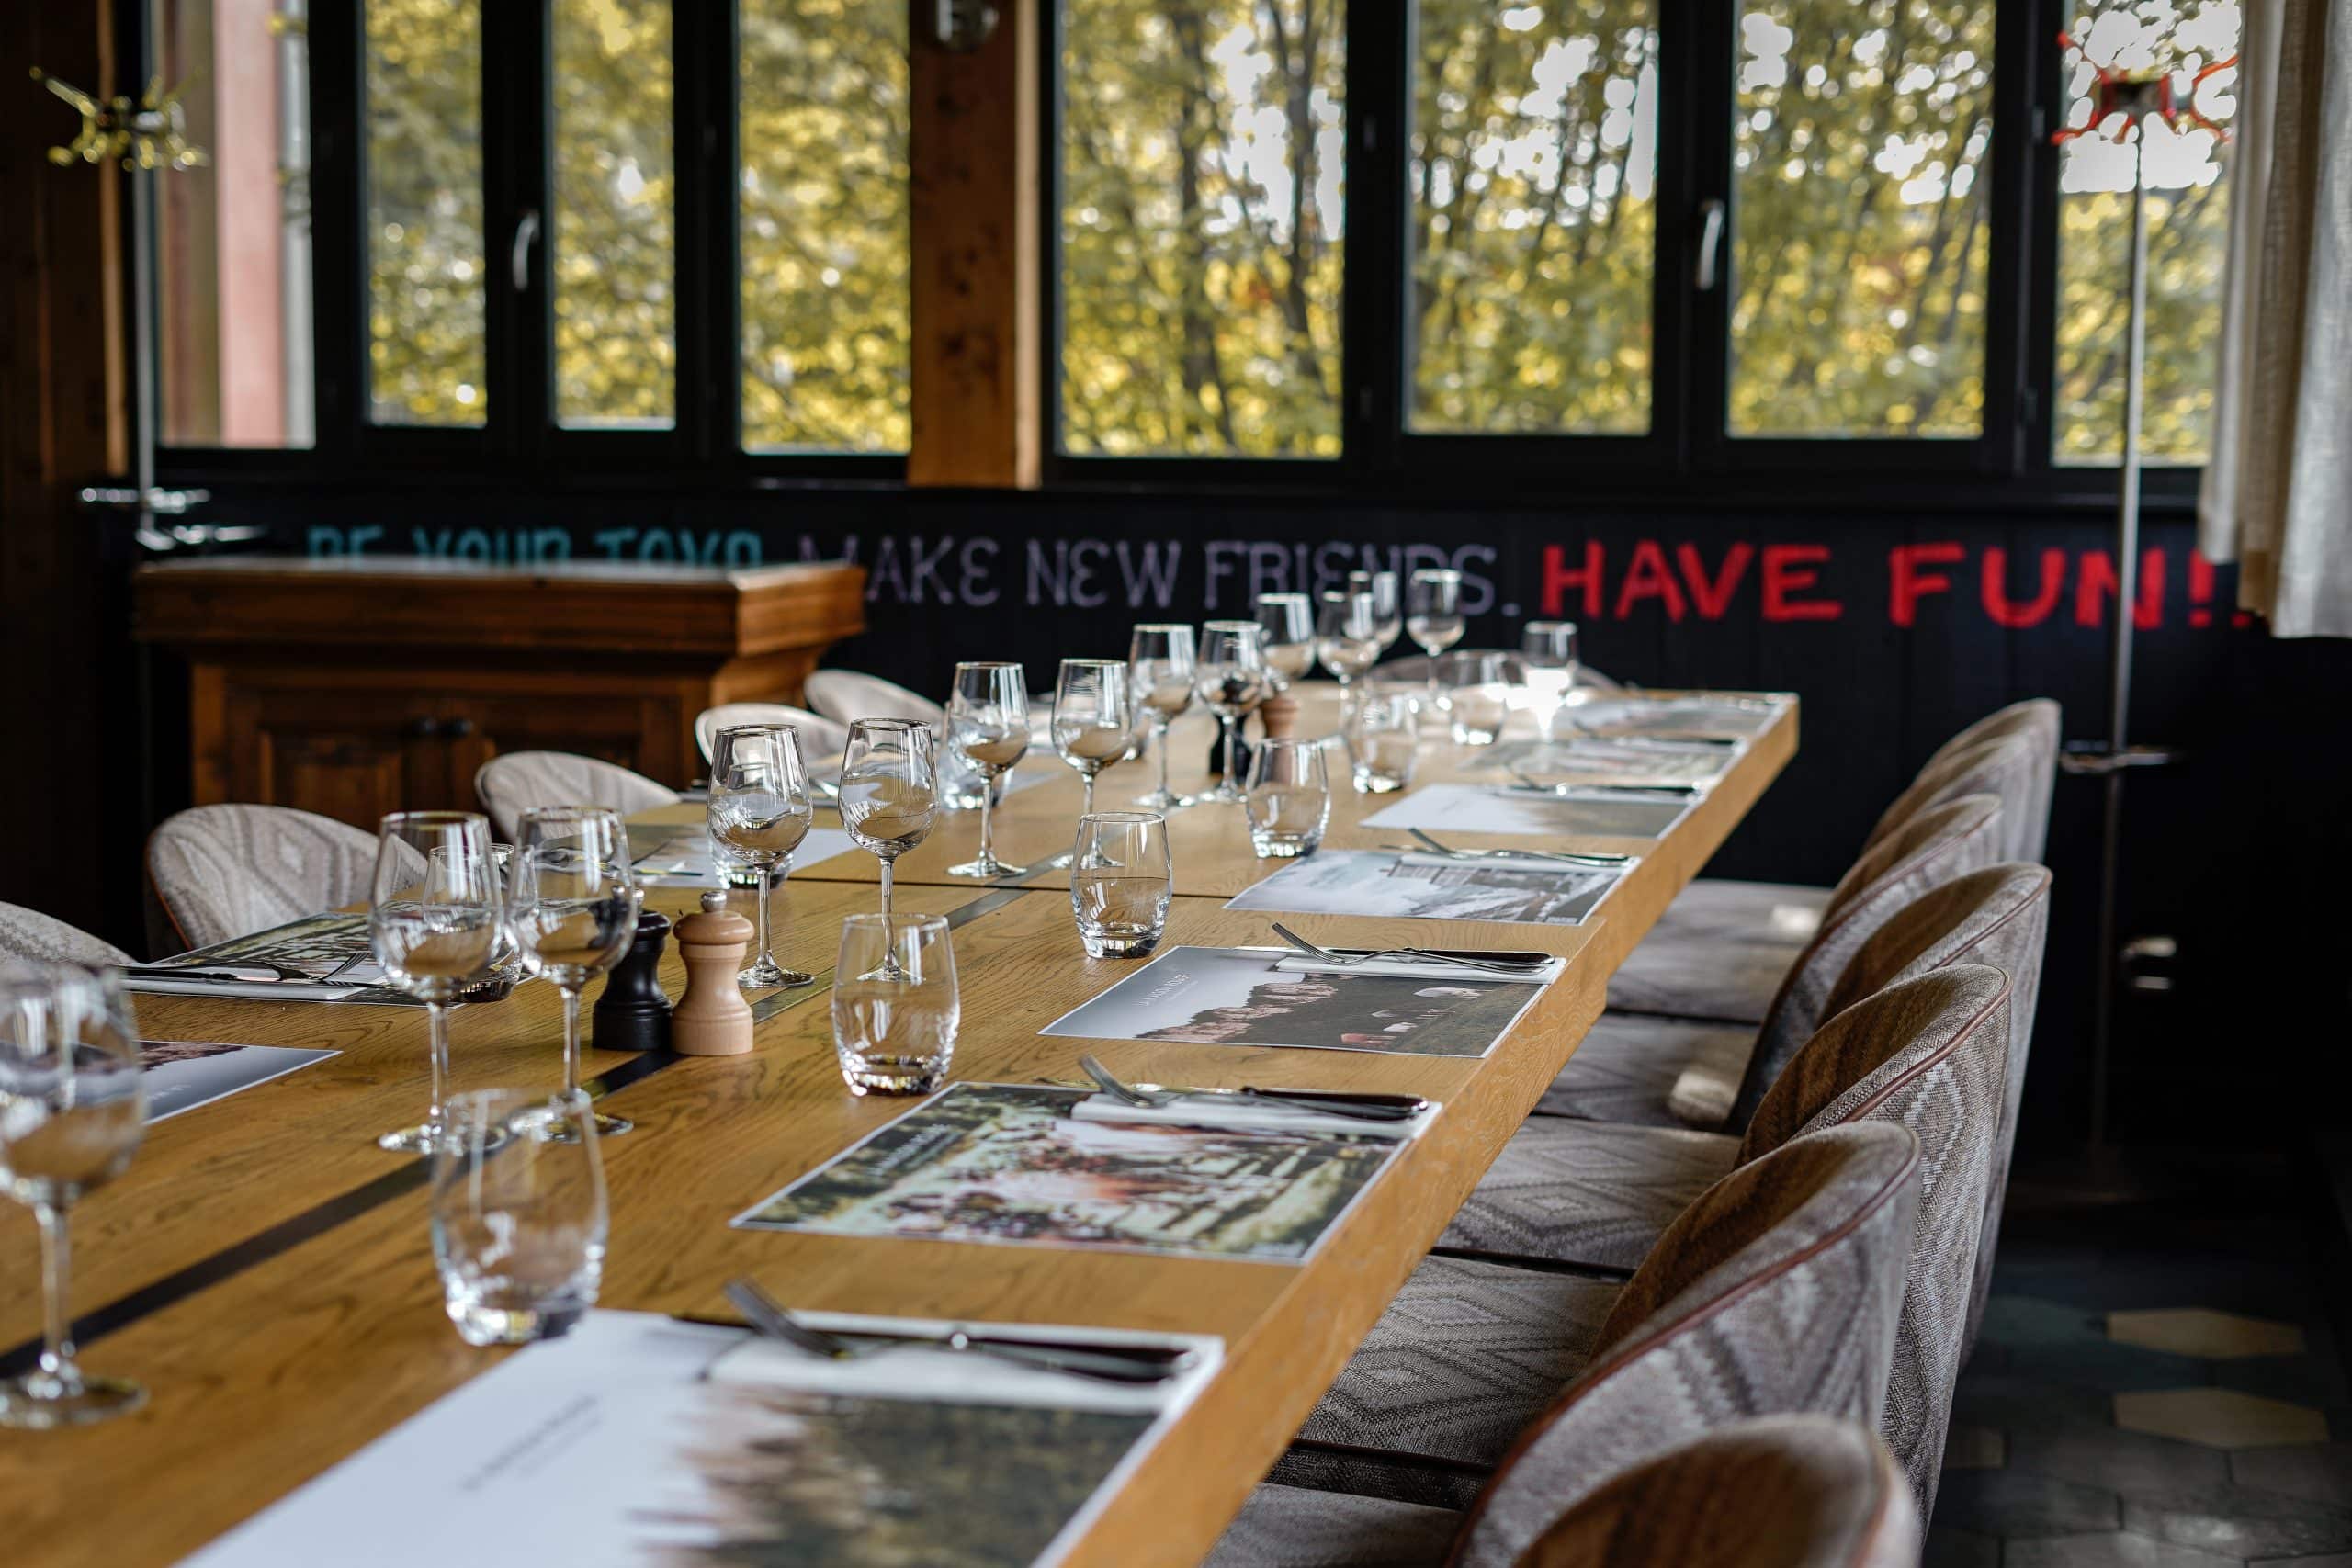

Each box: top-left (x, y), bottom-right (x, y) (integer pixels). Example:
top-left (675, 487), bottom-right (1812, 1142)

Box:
top-left (0, 693), bottom-right (1795, 1568)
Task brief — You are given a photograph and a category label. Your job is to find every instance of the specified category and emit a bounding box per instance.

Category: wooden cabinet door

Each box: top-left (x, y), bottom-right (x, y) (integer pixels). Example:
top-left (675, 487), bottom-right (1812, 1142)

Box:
top-left (220, 684), bottom-right (458, 827)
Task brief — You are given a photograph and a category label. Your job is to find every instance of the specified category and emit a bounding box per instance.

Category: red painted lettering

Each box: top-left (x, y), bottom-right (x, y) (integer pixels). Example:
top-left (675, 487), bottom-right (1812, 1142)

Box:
top-left (1676, 543), bottom-right (1755, 620)
top-left (1980, 547), bottom-right (2067, 629)
top-left (1888, 542), bottom-right (1965, 628)
top-left (1760, 545), bottom-right (1842, 622)
top-left (2075, 548), bottom-right (2165, 630)
top-left (1540, 542), bottom-right (1604, 619)
top-left (1614, 541), bottom-right (1689, 622)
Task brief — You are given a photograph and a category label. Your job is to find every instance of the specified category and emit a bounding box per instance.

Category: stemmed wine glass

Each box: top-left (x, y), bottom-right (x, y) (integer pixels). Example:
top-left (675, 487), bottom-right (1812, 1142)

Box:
top-left (0, 964), bottom-right (146, 1428)
top-left (1316, 590), bottom-right (1382, 720)
top-left (838, 719), bottom-right (938, 979)
top-left (1128, 624), bottom-right (1197, 811)
top-left (708, 724), bottom-right (816, 989)
top-left (1051, 659), bottom-right (1135, 817)
top-left (1194, 620), bottom-right (1269, 804)
top-left (1366, 570), bottom-right (1404, 658)
top-left (1521, 621), bottom-right (1581, 743)
top-left (1407, 568), bottom-right (1466, 714)
top-left (370, 811), bottom-right (503, 1153)
top-left (508, 806), bottom-right (642, 1138)
top-left (1253, 593), bottom-right (1317, 693)
top-left (945, 661), bottom-right (1031, 879)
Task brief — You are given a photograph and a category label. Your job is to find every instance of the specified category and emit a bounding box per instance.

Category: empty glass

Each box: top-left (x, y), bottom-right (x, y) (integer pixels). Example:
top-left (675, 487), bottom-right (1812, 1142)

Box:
top-left (1316, 590), bottom-right (1382, 706)
top-left (1364, 570), bottom-right (1404, 656)
top-left (831, 915), bottom-right (959, 1095)
top-left (945, 661), bottom-right (1032, 879)
top-left (1194, 620), bottom-right (1269, 804)
top-left (708, 724), bottom-right (816, 989)
top-left (1246, 736), bottom-right (1332, 858)
top-left (1051, 658), bottom-right (1135, 818)
top-left (431, 1089), bottom-right (607, 1346)
top-left (1070, 811), bottom-right (1172, 958)
top-left (1350, 688), bottom-right (1420, 793)
top-left (1442, 650), bottom-right (1513, 746)
top-left (0, 964), bottom-right (146, 1428)
top-left (371, 811), bottom-right (503, 1153)
top-left (1407, 569), bottom-right (1466, 712)
top-left (1128, 624), bottom-right (1197, 811)
top-left (1521, 621), bottom-right (1581, 742)
top-left (839, 718), bottom-right (939, 935)
top-left (509, 807), bottom-right (642, 1138)
top-left (1253, 593), bottom-right (1317, 691)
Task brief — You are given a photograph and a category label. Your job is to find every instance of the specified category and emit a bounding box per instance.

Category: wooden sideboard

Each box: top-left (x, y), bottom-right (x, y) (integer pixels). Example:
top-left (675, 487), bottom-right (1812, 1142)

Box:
top-left (134, 556), bottom-right (866, 829)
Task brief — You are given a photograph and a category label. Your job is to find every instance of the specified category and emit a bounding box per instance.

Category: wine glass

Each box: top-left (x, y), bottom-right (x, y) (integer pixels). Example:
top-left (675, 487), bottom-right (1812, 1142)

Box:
top-left (1127, 624), bottom-right (1197, 811)
top-left (0, 964), bottom-right (146, 1428)
top-left (838, 718), bottom-right (939, 975)
top-left (944, 661), bottom-right (1032, 879)
top-left (1316, 590), bottom-right (1382, 721)
top-left (1052, 659), bottom-right (1135, 818)
top-left (1407, 568), bottom-right (1466, 712)
top-left (708, 724), bottom-right (816, 990)
top-left (508, 807), bottom-right (642, 1138)
top-left (1253, 593), bottom-right (1317, 693)
top-left (370, 812), bottom-right (503, 1153)
top-left (1363, 570), bottom-right (1404, 657)
top-left (1521, 621), bottom-right (1581, 743)
top-left (1194, 621), bottom-right (1269, 804)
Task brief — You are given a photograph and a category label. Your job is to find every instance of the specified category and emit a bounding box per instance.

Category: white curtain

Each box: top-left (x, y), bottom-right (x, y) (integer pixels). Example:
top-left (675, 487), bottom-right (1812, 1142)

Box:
top-left (2198, 0), bottom-right (2352, 638)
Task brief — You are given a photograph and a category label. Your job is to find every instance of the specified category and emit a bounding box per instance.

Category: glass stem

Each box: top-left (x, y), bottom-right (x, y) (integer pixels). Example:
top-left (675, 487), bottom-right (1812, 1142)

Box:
top-left (978, 782), bottom-right (996, 864)
top-left (560, 984), bottom-right (583, 1099)
top-left (879, 858), bottom-right (894, 920)
top-left (1083, 773), bottom-right (1097, 817)
top-left (35, 1202), bottom-right (76, 1387)
top-left (425, 999), bottom-right (450, 1134)
top-left (1155, 719), bottom-right (1172, 799)
top-left (1221, 716), bottom-right (1238, 795)
top-left (754, 865), bottom-right (773, 965)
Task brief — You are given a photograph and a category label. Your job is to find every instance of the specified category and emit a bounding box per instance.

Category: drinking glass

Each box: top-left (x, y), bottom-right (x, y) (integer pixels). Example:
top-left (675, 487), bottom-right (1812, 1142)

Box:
top-left (371, 811), bottom-right (503, 1153)
top-left (1070, 812), bottom-right (1172, 958)
top-left (1441, 650), bottom-right (1513, 745)
top-left (1316, 590), bottom-right (1382, 717)
top-left (831, 915), bottom-right (960, 1095)
top-left (1350, 687), bottom-right (1420, 793)
top-left (509, 807), bottom-right (642, 1138)
top-left (1194, 620), bottom-right (1269, 804)
top-left (0, 965), bottom-right (145, 1428)
top-left (1407, 569), bottom-right (1466, 712)
top-left (708, 724), bottom-right (816, 990)
top-left (1245, 736), bottom-right (1332, 858)
top-left (1127, 624), bottom-right (1197, 810)
top-left (431, 1089), bottom-right (607, 1346)
top-left (946, 661), bottom-right (1032, 879)
top-left (1521, 621), bottom-right (1581, 742)
top-left (839, 719), bottom-right (939, 976)
top-left (1051, 658), bottom-right (1135, 818)
top-left (1253, 593), bottom-right (1317, 691)
top-left (1365, 570), bottom-right (1404, 656)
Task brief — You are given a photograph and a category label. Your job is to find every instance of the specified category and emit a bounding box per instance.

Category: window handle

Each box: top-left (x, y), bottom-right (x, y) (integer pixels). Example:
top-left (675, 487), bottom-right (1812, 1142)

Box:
top-left (1694, 199), bottom-right (1726, 292)
top-left (510, 209), bottom-right (541, 292)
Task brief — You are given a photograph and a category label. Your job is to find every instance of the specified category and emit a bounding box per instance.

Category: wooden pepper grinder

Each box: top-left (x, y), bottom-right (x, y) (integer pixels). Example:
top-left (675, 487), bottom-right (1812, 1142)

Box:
top-left (671, 891), bottom-right (756, 1056)
top-left (1259, 690), bottom-right (1301, 740)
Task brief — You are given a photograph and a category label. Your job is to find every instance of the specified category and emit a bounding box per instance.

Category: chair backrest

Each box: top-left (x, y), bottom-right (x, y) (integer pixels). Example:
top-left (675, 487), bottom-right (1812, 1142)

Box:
top-left (1924, 699), bottom-right (2060, 861)
top-left (0, 902), bottom-right (133, 968)
top-left (471, 752), bottom-right (682, 844)
top-left (1453, 1123), bottom-right (1921, 1568)
top-left (694, 703), bottom-right (852, 767)
top-left (802, 670), bottom-right (945, 728)
top-left (1865, 729), bottom-right (2045, 864)
top-left (1738, 967), bottom-right (2014, 1512)
top-left (1512, 1415), bottom-right (1919, 1568)
top-left (146, 804), bottom-right (385, 951)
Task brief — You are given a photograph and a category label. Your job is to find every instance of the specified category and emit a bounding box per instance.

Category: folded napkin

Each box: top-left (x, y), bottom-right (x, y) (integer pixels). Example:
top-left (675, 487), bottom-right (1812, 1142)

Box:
top-left (1068, 1089), bottom-right (1436, 1143)
top-left (1395, 851), bottom-right (1631, 877)
top-left (1270, 951), bottom-right (1562, 984)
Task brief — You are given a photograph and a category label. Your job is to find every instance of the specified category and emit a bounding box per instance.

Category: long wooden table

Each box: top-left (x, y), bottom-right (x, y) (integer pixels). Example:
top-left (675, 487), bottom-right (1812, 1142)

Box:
top-left (0, 688), bottom-right (1794, 1567)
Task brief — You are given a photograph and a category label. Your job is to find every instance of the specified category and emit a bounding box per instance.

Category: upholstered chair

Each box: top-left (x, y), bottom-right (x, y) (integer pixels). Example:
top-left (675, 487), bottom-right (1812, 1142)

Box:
top-left (1544, 793), bottom-right (2005, 1129)
top-left (694, 703), bottom-right (851, 766)
top-left (800, 670), bottom-right (945, 728)
top-left (146, 805), bottom-right (387, 951)
top-left (471, 752), bottom-right (681, 844)
top-left (1206, 1123), bottom-right (1920, 1562)
top-left (0, 902), bottom-right (133, 967)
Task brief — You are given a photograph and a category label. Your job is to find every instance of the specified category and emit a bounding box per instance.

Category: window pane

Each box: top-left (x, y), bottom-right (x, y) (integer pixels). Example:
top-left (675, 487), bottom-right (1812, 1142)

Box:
top-left (2053, 3), bottom-right (2238, 465)
top-left (1059, 0), bottom-right (1346, 457)
top-left (551, 0), bottom-right (675, 429)
top-left (156, 0), bottom-right (314, 448)
top-left (1409, 1), bottom-right (1659, 435)
top-left (740, 0), bottom-right (910, 453)
top-left (366, 0), bottom-right (486, 425)
top-left (1729, 0), bottom-right (1996, 438)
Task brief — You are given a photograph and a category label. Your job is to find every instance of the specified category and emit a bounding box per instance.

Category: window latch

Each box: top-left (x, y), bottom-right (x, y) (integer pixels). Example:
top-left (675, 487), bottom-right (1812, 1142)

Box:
top-left (510, 209), bottom-right (541, 293)
top-left (1693, 199), bottom-right (1726, 292)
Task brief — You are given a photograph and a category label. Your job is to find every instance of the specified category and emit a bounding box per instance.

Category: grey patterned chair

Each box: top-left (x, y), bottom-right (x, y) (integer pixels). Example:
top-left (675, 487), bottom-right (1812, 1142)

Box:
top-left (1544, 793), bottom-right (2006, 1130)
top-left (472, 752), bottom-right (681, 844)
top-left (1442, 966), bottom-right (2017, 1511)
top-left (0, 902), bottom-right (133, 967)
top-left (1210, 1122), bottom-right (1920, 1562)
top-left (1612, 701), bottom-right (2056, 1023)
top-left (146, 804), bottom-right (386, 951)
top-left (801, 670), bottom-right (945, 728)
top-left (694, 703), bottom-right (851, 766)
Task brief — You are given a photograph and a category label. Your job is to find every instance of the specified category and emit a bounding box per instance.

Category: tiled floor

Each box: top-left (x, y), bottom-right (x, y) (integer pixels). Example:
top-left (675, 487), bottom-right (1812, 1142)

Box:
top-left (1929, 1152), bottom-right (2352, 1565)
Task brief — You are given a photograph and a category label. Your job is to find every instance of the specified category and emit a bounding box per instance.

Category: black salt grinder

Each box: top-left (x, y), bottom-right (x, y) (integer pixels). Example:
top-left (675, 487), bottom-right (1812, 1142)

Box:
top-left (593, 909), bottom-right (673, 1053)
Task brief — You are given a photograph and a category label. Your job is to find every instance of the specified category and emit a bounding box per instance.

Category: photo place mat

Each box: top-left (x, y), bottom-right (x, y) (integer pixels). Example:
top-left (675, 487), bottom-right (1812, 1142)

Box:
top-left (734, 1083), bottom-right (1410, 1262)
top-left (1039, 944), bottom-right (1549, 1059)
top-left (1223, 849), bottom-right (1623, 928)
top-left (123, 915), bottom-right (410, 1005)
top-left (141, 1041), bottom-right (339, 1122)
top-left (1476, 736), bottom-right (1737, 785)
top-left (1362, 782), bottom-right (1691, 840)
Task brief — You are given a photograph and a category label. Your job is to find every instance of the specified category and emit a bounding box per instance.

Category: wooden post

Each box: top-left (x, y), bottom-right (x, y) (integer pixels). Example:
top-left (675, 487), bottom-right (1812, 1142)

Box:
top-left (907, 0), bottom-right (1042, 489)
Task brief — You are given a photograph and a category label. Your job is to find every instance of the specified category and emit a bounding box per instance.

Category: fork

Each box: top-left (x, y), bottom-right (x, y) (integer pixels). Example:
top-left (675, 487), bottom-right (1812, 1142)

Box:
top-left (1268, 922), bottom-right (1549, 976)
top-left (1401, 828), bottom-right (1630, 866)
top-left (1504, 769), bottom-right (1701, 799)
top-left (722, 1279), bottom-right (1193, 1384)
top-left (1076, 1055), bottom-right (1422, 1123)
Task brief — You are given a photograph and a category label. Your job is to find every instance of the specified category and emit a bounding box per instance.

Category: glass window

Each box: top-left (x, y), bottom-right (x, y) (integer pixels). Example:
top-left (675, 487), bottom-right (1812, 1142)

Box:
top-left (155, 0), bottom-right (314, 448)
top-left (1058, 0), bottom-right (1346, 457)
top-left (1728, 0), bottom-right (1996, 438)
top-left (2052, 3), bottom-right (2238, 465)
top-left (1408, 0), bottom-right (1659, 435)
top-left (550, 0), bottom-right (676, 429)
top-left (740, 0), bottom-right (910, 453)
top-left (365, 0), bottom-right (486, 426)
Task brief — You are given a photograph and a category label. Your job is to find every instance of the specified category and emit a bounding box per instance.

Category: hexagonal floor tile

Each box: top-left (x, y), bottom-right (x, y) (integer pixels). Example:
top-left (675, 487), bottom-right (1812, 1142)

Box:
top-left (2232, 1442), bottom-right (2352, 1505)
top-left (1943, 1424), bottom-right (2007, 1471)
top-left (2004, 1530), bottom-right (2237, 1568)
top-left (2111, 1309), bottom-right (2308, 1359)
top-left (2012, 1423), bottom-right (2229, 1497)
top-left (1932, 1471), bottom-right (2121, 1538)
top-left (2118, 1389), bottom-right (2330, 1450)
